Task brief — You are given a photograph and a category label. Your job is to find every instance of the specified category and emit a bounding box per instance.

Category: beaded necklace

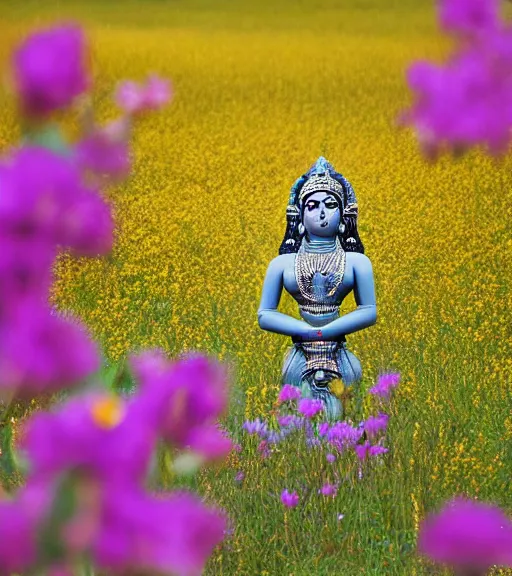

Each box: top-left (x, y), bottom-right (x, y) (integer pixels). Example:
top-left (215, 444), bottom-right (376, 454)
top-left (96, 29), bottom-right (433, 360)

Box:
top-left (295, 237), bottom-right (346, 303)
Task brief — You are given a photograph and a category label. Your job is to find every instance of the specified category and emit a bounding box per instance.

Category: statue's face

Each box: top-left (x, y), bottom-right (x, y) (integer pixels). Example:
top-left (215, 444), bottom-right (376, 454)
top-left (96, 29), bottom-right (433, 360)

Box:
top-left (302, 191), bottom-right (341, 238)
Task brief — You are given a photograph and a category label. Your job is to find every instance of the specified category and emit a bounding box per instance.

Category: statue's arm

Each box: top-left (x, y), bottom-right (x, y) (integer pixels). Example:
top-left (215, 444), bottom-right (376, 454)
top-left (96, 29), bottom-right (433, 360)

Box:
top-left (320, 254), bottom-right (377, 340)
top-left (257, 257), bottom-right (316, 338)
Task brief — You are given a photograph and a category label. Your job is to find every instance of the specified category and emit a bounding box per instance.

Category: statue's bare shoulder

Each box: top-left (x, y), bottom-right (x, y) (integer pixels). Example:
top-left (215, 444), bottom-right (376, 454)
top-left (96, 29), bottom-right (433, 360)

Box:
top-left (266, 253), bottom-right (295, 274)
top-left (345, 251), bottom-right (373, 273)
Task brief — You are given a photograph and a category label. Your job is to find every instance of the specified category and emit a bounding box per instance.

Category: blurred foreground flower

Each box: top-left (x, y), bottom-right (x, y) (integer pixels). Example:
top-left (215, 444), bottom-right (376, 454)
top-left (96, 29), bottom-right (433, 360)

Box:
top-left (0, 146), bottom-right (114, 396)
top-left (0, 302), bottom-right (99, 396)
top-left (0, 146), bottom-right (113, 258)
top-left (131, 351), bottom-right (233, 462)
top-left (439, 0), bottom-right (500, 38)
top-left (418, 497), bottom-right (512, 574)
top-left (115, 75), bottom-right (173, 114)
top-left (0, 479), bottom-right (226, 576)
top-left (0, 22), bottom-right (226, 576)
top-left (75, 123), bottom-right (131, 183)
top-left (12, 23), bottom-right (89, 118)
top-left (0, 351), bottom-right (231, 574)
top-left (401, 0), bottom-right (512, 158)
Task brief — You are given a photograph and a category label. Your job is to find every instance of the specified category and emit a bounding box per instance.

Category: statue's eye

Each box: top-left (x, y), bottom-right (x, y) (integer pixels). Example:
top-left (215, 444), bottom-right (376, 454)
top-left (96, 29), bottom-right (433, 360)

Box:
top-left (325, 202), bottom-right (338, 209)
top-left (306, 202), bottom-right (316, 211)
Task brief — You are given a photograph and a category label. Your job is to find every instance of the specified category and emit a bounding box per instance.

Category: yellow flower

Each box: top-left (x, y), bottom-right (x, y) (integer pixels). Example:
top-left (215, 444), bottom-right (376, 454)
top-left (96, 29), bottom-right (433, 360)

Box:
top-left (329, 378), bottom-right (345, 399)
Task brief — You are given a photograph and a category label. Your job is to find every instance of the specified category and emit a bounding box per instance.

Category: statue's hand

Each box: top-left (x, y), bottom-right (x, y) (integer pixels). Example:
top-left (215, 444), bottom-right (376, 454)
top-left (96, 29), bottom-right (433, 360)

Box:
top-left (292, 327), bottom-right (325, 343)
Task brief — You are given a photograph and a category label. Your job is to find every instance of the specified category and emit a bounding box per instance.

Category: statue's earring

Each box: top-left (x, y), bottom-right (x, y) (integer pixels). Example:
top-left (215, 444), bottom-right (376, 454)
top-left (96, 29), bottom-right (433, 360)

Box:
top-left (339, 222), bottom-right (346, 234)
top-left (298, 223), bottom-right (305, 236)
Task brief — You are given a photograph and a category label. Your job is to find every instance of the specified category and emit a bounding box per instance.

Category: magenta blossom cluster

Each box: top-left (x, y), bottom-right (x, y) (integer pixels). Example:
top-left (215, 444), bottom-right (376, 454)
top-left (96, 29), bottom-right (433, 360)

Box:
top-left (278, 384), bottom-right (302, 403)
top-left (131, 351), bottom-right (233, 462)
top-left (0, 146), bottom-right (113, 396)
top-left (368, 373), bottom-right (400, 399)
top-left (0, 21), bottom-right (221, 576)
top-left (75, 74), bottom-right (172, 183)
top-left (298, 397), bottom-right (324, 418)
top-left (10, 23), bottom-right (172, 185)
top-left (75, 122), bottom-right (132, 183)
top-left (1, 22), bottom-right (172, 397)
top-left (402, 0), bottom-right (512, 157)
top-left (281, 489), bottom-right (299, 508)
top-left (418, 497), bottom-right (512, 572)
top-left (115, 75), bottom-right (173, 115)
top-left (12, 23), bottom-right (90, 118)
top-left (438, 0), bottom-right (500, 39)
top-left (363, 412), bottom-right (389, 439)
top-left (0, 353), bottom-right (231, 575)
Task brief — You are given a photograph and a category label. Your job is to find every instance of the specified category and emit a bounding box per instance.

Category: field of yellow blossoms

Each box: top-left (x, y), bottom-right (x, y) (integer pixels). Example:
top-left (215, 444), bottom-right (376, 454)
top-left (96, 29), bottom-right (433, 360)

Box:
top-left (1, 0), bottom-right (511, 573)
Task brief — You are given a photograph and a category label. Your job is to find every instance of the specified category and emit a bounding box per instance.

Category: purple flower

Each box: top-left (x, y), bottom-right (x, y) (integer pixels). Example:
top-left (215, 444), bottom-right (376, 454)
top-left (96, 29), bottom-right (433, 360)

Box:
top-left (401, 17), bottom-right (512, 158)
top-left (115, 75), bottom-right (172, 115)
top-left (0, 146), bottom-right (113, 257)
top-left (13, 23), bottom-right (90, 117)
top-left (298, 398), bottom-right (324, 418)
top-left (363, 413), bottom-right (389, 439)
top-left (242, 418), bottom-right (268, 436)
top-left (75, 129), bottom-right (131, 182)
top-left (143, 75), bottom-right (173, 110)
top-left (368, 373), bottom-right (401, 399)
top-left (281, 490), bottom-right (299, 508)
top-left (0, 232), bottom-right (55, 304)
top-left (0, 480), bottom-right (226, 575)
top-left (277, 414), bottom-right (302, 429)
top-left (0, 480), bottom-right (49, 574)
top-left (115, 81), bottom-right (145, 114)
top-left (319, 483), bottom-right (338, 497)
top-left (278, 384), bottom-right (302, 403)
top-left (418, 498), bottom-right (512, 571)
top-left (326, 453), bottom-right (336, 463)
top-left (131, 351), bottom-right (231, 462)
top-left (318, 422), bottom-right (330, 437)
top-left (0, 300), bottom-right (99, 395)
top-left (266, 430), bottom-right (284, 445)
top-left (354, 441), bottom-right (389, 462)
top-left (13, 361), bottom-right (229, 573)
top-left (306, 437), bottom-right (321, 448)
top-left (185, 424), bottom-right (233, 461)
top-left (369, 445), bottom-right (388, 457)
top-left (277, 415), bottom-right (294, 427)
top-left (327, 421), bottom-right (363, 450)
top-left (257, 440), bottom-right (270, 458)
top-left (90, 488), bottom-right (227, 576)
top-left (22, 389), bottom-right (155, 484)
top-left (234, 471), bottom-right (245, 484)
top-left (438, 0), bottom-right (499, 38)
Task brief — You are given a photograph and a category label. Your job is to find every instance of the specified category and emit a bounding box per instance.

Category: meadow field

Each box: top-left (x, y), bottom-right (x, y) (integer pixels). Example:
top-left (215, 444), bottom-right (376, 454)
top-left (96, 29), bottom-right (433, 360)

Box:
top-left (0, 0), bottom-right (511, 574)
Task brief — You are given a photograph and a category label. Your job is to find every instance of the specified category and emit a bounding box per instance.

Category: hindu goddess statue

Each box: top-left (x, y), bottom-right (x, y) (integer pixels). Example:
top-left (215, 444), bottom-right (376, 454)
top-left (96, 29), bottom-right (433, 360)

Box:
top-left (257, 157), bottom-right (377, 419)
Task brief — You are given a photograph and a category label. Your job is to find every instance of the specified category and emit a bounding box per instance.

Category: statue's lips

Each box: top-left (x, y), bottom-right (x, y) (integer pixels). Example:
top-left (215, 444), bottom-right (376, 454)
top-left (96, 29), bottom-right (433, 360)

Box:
top-left (320, 221), bottom-right (329, 227)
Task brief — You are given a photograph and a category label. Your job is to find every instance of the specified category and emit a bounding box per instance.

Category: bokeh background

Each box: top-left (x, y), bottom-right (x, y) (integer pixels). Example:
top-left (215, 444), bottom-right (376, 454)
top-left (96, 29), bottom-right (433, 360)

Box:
top-left (1, 1), bottom-right (511, 573)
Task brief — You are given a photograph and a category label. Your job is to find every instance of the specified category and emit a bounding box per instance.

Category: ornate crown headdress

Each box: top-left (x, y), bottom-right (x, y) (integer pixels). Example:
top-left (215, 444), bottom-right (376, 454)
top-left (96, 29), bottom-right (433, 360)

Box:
top-left (298, 172), bottom-right (345, 207)
top-left (279, 156), bottom-right (364, 255)
top-left (287, 156), bottom-right (357, 212)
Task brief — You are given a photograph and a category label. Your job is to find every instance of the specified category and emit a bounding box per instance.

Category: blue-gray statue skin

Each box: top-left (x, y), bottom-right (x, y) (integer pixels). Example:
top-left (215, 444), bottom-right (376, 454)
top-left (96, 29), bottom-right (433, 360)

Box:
top-left (257, 157), bottom-right (377, 419)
